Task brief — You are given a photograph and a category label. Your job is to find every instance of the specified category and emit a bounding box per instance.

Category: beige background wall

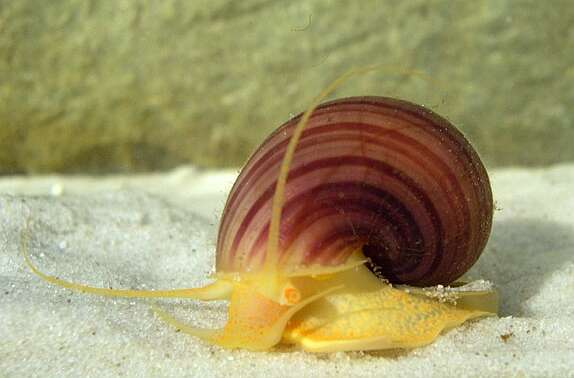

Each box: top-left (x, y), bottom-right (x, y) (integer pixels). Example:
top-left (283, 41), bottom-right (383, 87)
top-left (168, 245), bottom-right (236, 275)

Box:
top-left (1, 0), bottom-right (572, 174)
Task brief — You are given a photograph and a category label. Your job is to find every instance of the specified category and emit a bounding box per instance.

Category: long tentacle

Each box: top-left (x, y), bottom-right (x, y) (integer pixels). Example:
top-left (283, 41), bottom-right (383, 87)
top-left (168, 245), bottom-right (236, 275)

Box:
top-left (20, 230), bottom-right (231, 300)
top-left (265, 66), bottom-right (380, 272)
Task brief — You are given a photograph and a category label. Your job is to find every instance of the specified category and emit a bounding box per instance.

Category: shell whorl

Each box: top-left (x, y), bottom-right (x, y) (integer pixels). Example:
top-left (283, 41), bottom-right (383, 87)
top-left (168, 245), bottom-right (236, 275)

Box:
top-left (216, 96), bottom-right (493, 287)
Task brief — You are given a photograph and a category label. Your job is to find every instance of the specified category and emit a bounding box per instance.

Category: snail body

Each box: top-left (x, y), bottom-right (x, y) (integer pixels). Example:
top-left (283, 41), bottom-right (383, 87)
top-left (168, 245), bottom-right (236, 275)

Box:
top-left (23, 76), bottom-right (497, 352)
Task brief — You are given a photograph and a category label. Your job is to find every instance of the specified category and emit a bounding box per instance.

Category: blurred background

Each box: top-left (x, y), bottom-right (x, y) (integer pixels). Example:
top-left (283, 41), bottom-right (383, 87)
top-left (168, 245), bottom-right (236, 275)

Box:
top-left (1, 0), bottom-right (572, 174)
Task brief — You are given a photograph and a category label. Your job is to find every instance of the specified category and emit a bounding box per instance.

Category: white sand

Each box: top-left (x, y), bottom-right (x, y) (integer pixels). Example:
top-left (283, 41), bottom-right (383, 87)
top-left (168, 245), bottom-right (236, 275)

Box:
top-left (1, 164), bottom-right (573, 377)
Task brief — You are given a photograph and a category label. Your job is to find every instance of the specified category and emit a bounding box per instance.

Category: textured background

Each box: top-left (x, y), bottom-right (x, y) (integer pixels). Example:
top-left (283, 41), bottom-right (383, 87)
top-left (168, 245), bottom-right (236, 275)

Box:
top-left (1, 0), bottom-right (573, 173)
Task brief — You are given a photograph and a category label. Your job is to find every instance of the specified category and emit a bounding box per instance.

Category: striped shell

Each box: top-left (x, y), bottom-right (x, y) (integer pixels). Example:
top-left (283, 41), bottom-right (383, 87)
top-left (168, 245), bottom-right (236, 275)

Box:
top-left (217, 96), bottom-right (493, 287)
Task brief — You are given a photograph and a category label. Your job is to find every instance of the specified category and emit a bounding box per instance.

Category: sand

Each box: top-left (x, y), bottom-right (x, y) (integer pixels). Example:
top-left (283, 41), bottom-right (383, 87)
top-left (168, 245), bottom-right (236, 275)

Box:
top-left (1, 164), bottom-right (573, 377)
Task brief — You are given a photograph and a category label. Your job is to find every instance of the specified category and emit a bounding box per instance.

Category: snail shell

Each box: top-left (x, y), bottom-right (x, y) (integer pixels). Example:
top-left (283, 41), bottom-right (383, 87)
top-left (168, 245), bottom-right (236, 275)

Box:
top-left (218, 96), bottom-right (493, 286)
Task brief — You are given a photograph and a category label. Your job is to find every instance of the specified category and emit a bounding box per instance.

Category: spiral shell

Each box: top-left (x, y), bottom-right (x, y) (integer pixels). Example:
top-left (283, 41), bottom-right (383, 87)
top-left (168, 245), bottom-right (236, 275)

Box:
top-left (217, 96), bottom-right (493, 286)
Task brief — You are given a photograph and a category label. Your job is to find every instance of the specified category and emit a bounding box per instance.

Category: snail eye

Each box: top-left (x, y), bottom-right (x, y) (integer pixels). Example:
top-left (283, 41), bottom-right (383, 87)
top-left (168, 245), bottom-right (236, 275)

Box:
top-left (280, 282), bottom-right (302, 306)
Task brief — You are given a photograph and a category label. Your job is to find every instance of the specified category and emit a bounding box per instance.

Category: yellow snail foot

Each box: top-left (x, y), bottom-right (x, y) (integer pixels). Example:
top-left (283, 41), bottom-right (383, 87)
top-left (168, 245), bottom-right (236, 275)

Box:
top-left (282, 265), bottom-right (498, 352)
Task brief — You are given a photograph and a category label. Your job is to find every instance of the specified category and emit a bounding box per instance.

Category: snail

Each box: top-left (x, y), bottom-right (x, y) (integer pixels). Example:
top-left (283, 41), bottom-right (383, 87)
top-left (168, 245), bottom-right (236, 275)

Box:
top-left (23, 71), bottom-right (498, 353)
